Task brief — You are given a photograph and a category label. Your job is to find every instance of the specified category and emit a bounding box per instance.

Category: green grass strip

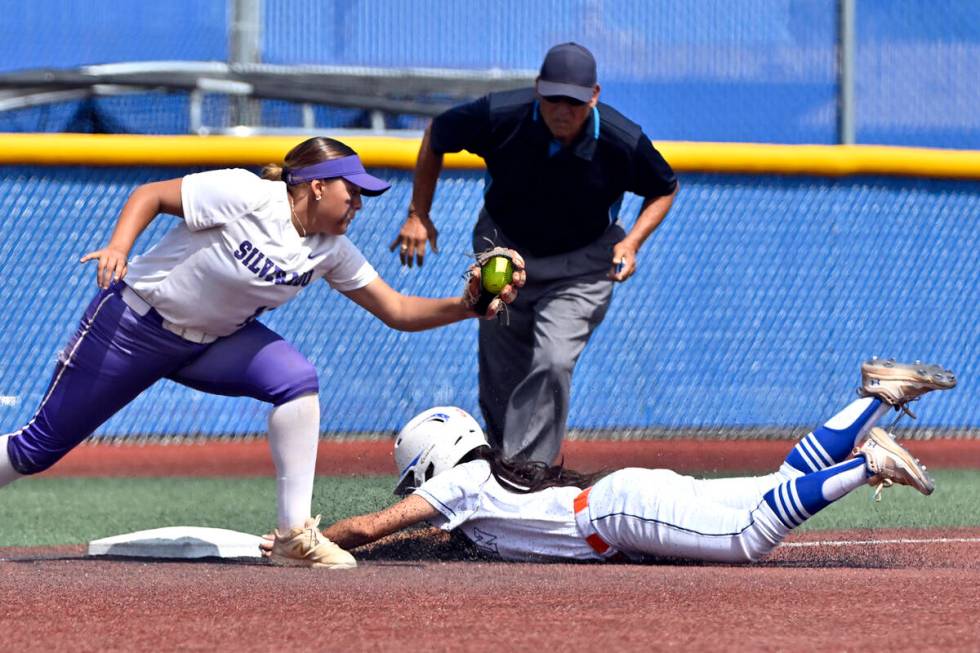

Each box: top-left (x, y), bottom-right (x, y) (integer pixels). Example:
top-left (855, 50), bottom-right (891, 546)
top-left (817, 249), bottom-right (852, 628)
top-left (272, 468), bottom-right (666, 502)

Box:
top-left (1, 471), bottom-right (977, 547)
top-left (798, 469), bottom-right (980, 531)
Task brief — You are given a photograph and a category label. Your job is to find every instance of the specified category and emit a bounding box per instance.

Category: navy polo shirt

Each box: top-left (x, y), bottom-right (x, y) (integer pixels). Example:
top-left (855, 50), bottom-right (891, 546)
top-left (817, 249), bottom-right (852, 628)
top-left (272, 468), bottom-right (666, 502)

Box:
top-left (429, 88), bottom-right (677, 257)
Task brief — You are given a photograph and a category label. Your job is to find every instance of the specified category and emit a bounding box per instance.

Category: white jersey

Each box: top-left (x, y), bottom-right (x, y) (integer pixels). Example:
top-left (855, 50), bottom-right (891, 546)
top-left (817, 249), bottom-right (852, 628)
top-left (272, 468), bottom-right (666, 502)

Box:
top-left (125, 168), bottom-right (378, 337)
top-left (414, 459), bottom-right (598, 561)
top-left (416, 462), bottom-right (792, 564)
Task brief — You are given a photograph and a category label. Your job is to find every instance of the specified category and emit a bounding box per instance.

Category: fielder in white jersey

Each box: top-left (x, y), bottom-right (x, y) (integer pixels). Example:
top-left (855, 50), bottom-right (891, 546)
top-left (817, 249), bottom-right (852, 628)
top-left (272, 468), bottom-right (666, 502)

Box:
top-left (0, 136), bottom-right (526, 569)
top-left (126, 167), bottom-right (379, 337)
top-left (275, 359), bottom-right (955, 564)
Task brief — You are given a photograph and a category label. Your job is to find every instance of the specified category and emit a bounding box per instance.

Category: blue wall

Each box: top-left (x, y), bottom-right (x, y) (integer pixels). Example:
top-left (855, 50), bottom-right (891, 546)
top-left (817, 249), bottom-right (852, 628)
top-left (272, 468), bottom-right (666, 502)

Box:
top-left (0, 2), bottom-right (228, 66)
top-left (1, 1), bottom-right (978, 148)
top-left (0, 167), bottom-right (976, 437)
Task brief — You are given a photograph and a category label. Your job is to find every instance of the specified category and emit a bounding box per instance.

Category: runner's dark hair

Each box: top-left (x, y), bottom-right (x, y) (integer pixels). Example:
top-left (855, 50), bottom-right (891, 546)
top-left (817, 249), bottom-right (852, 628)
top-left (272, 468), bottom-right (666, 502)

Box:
top-left (459, 446), bottom-right (607, 494)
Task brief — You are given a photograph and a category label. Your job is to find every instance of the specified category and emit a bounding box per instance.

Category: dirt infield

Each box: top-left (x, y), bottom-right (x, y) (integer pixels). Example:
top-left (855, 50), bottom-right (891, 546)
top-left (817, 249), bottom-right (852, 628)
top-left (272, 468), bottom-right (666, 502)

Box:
top-left (38, 437), bottom-right (980, 477)
top-left (5, 439), bottom-right (979, 651)
top-left (2, 527), bottom-right (979, 652)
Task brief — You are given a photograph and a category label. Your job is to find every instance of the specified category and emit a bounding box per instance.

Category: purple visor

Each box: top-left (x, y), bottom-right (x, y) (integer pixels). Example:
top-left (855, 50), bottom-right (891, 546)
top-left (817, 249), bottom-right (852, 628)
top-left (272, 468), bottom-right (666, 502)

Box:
top-left (283, 155), bottom-right (391, 196)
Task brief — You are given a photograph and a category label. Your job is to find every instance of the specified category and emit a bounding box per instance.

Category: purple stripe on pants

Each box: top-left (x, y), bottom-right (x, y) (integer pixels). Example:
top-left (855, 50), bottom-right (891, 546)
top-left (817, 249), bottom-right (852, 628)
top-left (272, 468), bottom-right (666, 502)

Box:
top-left (6, 284), bottom-right (319, 474)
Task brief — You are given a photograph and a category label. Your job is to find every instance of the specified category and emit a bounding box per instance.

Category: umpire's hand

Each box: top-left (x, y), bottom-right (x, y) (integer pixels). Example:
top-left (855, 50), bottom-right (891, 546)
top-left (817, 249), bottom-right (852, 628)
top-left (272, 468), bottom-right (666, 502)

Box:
top-left (390, 210), bottom-right (439, 268)
top-left (609, 240), bottom-right (638, 282)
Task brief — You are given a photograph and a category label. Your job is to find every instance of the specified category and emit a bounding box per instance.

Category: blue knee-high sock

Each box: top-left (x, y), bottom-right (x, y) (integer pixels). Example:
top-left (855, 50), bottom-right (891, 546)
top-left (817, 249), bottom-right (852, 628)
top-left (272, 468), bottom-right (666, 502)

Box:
top-left (764, 458), bottom-right (867, 530)
top-left (782, 398), bottom-right (885, 475)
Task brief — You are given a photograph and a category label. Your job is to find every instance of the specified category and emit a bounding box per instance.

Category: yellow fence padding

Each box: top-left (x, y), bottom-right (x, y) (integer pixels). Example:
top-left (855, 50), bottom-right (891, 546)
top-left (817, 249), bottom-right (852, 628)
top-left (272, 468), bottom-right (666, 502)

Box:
top-left (1, 133), bottom-right (979, 180)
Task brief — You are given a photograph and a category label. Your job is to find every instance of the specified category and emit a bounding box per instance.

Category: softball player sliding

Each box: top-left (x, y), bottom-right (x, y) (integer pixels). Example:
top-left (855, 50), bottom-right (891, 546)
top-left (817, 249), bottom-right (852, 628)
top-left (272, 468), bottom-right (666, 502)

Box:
top-left (297, 359), bottom-right (955, 563)
top-left (0, 136), bottom-right (524, 569)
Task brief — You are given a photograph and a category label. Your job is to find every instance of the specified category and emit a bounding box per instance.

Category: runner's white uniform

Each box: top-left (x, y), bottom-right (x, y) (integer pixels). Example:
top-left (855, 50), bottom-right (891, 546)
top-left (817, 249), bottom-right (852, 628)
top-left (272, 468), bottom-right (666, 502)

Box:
top-left (414, 460), bottom-right (788, 562)
top-left (415, 459), bottom-right (595, 561)
top-left (126, 168), bottom-right (377, 336)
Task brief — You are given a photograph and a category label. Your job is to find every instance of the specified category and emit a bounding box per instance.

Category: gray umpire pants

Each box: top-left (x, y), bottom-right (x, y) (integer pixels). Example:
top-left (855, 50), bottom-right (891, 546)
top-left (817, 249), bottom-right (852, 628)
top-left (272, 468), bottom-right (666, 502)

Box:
top-left (474, 210), bottom-right (625, 464)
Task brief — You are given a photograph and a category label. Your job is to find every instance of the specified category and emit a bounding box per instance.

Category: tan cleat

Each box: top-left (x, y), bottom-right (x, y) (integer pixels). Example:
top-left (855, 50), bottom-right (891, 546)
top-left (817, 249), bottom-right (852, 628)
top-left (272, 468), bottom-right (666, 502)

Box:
top-left (269, 515), bottom-right (357, 569)
top-left (855, 427), bottom-right (935, 501)
top-left (858, 358), bottom-right (956, 417)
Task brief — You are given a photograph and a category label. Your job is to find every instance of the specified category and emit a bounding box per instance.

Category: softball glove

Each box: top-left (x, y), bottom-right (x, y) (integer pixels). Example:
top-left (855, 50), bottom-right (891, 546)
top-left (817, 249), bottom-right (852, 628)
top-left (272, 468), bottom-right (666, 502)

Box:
top-left (462, 246), bottom-right (526, 318)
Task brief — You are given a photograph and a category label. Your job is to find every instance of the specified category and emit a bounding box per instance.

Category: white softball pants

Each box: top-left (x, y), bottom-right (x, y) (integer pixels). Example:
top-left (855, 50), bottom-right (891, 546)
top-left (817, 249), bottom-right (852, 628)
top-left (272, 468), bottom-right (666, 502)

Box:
top-left (587, 467), bottom-right (789, 563)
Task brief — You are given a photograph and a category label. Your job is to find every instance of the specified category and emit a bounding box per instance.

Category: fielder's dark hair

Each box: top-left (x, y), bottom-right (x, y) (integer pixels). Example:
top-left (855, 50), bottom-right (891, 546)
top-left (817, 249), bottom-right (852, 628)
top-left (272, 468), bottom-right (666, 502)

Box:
top-left (460, 446), bottom-right (607, 493)
top-left (261, 136), bottom-right (358, 183)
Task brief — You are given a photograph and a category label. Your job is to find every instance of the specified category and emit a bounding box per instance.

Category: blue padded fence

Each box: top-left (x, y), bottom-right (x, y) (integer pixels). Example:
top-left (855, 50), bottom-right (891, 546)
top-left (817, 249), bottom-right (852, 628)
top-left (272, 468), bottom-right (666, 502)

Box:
top-left (2, 1), bottom-right (979, 148)
top-left (0, 167), bottom-right (976, 438)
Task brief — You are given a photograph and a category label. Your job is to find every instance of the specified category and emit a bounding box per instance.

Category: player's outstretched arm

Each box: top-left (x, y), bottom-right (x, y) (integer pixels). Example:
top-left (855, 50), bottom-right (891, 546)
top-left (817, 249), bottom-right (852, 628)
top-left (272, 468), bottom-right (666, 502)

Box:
top-left (79, 178), bottom-right (184, 288)
top-left (321, 494), bottom-right (440, 549)
top-left (341, 253), bottom-right (524, 329)
top-left (343, 277), bottom-right (474, 330)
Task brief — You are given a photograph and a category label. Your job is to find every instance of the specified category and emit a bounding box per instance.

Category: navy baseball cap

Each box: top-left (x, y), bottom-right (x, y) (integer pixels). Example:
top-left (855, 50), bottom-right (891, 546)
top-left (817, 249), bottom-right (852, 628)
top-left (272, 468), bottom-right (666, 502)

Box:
top-left (536, 42), bottom-right (597, 103)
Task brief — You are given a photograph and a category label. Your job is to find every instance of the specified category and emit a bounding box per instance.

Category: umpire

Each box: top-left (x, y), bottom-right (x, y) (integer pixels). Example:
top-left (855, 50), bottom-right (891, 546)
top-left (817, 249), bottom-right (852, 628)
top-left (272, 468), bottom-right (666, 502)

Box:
top-left (391, 42), bottom-right (678, 463)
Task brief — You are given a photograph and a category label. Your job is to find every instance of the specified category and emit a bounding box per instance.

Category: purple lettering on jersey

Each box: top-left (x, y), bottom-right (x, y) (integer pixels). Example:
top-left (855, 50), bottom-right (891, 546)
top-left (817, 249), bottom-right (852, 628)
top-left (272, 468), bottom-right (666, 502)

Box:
top-left (241, 246), bottom-right (260, 267)
top-left (258, 259), bottom-right (276, 279)
top-left (247, 252), bottom-right (265, 273)
top-left (234, 240), bottom-right (253, 260)
top-left (234, 242), bottom-right (306, 287)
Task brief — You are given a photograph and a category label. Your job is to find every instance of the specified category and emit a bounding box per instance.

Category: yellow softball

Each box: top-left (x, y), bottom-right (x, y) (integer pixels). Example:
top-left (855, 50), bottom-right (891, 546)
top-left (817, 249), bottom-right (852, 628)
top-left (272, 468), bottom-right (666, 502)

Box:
top-left (481, 256), bottom-right (514, 295)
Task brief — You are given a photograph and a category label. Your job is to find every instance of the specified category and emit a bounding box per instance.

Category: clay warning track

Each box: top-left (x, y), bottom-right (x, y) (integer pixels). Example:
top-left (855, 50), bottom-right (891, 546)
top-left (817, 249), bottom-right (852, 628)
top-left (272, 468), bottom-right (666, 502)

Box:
top-left (38, 437), bottom-right (980, 477)
top-left (2, 527), bottom-right (979, 652)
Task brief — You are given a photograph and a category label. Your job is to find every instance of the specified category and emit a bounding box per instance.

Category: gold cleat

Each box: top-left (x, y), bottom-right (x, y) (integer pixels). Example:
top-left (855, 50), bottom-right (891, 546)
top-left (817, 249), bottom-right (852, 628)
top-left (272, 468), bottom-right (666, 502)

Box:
top-left (855, 427), bottom-right (935, 501)
top-left (858, 358), bottom-right (956, 418)
top-left (269, 515), bottom-right (357, 569)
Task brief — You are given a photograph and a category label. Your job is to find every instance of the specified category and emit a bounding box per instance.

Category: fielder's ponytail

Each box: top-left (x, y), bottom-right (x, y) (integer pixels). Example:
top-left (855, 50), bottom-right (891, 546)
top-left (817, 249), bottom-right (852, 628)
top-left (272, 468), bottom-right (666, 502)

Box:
top-left (261, 163), bottom-right (285, 181)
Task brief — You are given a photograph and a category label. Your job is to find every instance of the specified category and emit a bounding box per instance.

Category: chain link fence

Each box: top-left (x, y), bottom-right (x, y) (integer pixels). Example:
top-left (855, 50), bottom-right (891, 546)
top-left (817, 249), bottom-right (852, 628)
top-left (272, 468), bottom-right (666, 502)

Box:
top-left (0, 166), bottom-right (976, 440)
